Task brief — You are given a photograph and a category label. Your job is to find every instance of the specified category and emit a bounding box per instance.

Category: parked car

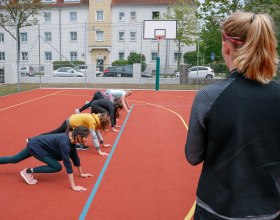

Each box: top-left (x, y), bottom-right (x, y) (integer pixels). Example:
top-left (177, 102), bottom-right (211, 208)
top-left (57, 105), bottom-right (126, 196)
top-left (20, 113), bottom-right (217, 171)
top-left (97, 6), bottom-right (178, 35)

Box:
top-left (53, 67), bottom-right (85, 77)
top-left (74, 65), bottom-right (102, 77)
top-left (20, 66), bottom-right (35, 77)
top-left (103, 65), bottom-right (133, 77)
top-left (188, 66), bottom-right (214, 79)
top-left (141, 72), bottom-right (153, 78)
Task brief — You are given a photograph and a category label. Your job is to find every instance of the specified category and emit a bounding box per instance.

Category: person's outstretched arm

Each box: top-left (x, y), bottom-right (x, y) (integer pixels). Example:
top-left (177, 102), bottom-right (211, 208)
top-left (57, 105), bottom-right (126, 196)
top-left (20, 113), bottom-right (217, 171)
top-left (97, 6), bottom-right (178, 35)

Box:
top-left (96, 130), bottom-right (111, 148)
top-left (90, 129), bottom-right (109, 156)
top-left (67, 173), bottom-right (87, 192)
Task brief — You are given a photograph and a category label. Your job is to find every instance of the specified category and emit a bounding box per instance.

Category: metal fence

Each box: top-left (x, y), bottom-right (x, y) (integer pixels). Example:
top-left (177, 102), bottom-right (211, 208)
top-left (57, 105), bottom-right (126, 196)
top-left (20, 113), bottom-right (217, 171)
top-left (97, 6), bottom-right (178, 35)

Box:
top-left (0, 20), bottom-right (279, 95)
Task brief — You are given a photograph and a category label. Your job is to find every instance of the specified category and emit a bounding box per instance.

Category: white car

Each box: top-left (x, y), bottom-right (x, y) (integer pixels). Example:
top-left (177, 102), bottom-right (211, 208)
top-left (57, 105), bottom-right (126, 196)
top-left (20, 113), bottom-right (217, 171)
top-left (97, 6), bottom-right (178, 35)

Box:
top-left (53, 67), bottom-right (85, 77)
top-left (20, 66), bottom-right (35, 77)
top-left (188, 66), bottom-right (214, 79)
top-left (74, 65), bottom-right (103, 77)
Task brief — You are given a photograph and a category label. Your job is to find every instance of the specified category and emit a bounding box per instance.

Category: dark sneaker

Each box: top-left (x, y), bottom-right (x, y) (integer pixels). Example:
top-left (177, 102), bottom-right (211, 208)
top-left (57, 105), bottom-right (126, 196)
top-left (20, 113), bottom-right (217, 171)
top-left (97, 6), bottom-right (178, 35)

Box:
top-left (76, 144), bottom-right (89, 151)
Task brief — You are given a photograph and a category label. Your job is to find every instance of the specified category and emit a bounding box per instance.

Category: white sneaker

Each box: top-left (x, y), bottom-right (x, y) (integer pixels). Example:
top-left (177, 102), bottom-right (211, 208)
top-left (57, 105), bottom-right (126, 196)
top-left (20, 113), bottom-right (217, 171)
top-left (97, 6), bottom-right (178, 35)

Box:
top-left (75, 109), bottom-right (80, 114)
top-left (20, 168), bottom-right (37, 185)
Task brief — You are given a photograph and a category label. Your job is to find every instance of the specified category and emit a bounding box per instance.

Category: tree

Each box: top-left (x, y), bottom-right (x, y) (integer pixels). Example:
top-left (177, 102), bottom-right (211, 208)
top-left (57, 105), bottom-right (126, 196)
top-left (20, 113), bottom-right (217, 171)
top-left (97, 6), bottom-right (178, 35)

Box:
top-left (199, 0), bottom-right (244, 21)
top-left (162, 0), bottom-right (199, 70)
top-left (244, 0), bottom-right (280, 55)
top-left (0, 0), bottom-right (46, 39)
top-left (197, 0), bottom-right (244, 65)
top-left (127, 52), bottom-right (147, 72)
top-left (244, 0), bottom-right (280, 20)
top-left (0, 0), bottom-right (46, 90)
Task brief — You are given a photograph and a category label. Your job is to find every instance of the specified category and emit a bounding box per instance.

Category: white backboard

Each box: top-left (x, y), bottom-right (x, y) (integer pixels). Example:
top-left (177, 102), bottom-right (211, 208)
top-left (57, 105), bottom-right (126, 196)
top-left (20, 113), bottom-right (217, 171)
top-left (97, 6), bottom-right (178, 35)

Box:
top-left (143, 20), bottom-right (177, 40)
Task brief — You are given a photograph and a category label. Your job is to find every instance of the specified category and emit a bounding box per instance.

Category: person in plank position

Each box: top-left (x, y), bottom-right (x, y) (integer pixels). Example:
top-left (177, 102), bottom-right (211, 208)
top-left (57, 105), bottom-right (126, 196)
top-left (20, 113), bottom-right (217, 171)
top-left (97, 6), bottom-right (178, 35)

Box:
top-left (0, 126), bottom-right (93, 192)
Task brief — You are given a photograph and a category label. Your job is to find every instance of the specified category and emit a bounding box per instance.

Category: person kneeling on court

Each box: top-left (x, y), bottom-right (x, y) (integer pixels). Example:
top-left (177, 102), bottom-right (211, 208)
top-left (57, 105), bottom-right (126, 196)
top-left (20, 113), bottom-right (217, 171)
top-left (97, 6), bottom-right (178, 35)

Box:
top-left (0, 126), bottom-right (93, 192)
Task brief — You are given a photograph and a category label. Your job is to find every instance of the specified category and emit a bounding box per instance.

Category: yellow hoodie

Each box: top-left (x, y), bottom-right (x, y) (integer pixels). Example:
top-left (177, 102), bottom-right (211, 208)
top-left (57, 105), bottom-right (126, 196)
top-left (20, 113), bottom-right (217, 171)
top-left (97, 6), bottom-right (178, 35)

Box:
top-left (69, 113), bottom-right (100, 131)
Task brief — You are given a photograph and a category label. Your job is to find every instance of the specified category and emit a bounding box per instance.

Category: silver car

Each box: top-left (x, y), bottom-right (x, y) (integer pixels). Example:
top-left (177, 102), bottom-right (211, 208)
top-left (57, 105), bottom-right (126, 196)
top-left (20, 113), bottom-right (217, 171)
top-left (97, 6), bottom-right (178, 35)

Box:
top-left (53, 67), bottom-right (85, 77)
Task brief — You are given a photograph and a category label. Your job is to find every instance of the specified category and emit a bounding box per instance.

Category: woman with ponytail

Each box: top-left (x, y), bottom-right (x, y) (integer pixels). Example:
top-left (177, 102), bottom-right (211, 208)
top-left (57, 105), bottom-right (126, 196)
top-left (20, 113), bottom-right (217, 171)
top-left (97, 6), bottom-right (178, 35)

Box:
top-left (185, 11), bottom-right (280, 219)
top-left (0, 126), bottom-right (92, 191)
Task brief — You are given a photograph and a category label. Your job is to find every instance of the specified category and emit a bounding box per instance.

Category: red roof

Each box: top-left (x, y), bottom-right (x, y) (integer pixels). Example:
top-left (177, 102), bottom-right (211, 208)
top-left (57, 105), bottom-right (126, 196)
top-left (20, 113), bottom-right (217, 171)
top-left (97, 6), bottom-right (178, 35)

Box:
top-left (112, 0), bottom-right (193, 5)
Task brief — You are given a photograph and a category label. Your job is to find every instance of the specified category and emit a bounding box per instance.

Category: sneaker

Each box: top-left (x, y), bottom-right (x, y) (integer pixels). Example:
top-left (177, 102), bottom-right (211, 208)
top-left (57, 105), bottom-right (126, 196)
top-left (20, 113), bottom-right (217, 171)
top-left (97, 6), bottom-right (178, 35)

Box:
top-left (20, 168), bottom-right (37, 185)
top-left (76, 144), bottom-right (89, 151)
top-left (75, 109), bottom-right (80, 114)
top-left (26, 138), bottom-right (31, 143)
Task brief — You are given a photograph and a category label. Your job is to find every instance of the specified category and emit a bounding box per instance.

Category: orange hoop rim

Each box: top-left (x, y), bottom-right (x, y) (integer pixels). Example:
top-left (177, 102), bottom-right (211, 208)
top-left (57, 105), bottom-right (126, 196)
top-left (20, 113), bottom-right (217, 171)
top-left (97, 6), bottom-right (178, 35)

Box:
top-left (155, 35), bottom-right (165, 41)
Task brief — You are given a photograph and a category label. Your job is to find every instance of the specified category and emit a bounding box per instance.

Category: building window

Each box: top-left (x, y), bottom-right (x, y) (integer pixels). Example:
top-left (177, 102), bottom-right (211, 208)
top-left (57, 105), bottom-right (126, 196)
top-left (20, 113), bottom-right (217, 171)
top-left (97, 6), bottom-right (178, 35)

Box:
top-left (20, 32), bottom-right (28, 42)
top-left (44, 32), bottom-right (52, 42)
top-left (130, 31), bottom-right (136, 41)
top-left (0, 52), bottom-right (5, 61)
top-left (174, 52), bottom-right (182, 62)
top-left (70, 12), bottom-right (77, 22)
top-left (70, 52), bottom-right (78, 61)
top-left (152, 11), bottom-right (160, 19)
top-left (119, 31), bottom-right (125, 41)
top-left (119, 52), bottom-right (125, 60)
top-left (70, 32), bottom-right (77, 41)
top-left (21, 52), bottom-right (28, 61)
top-left (130, 11), bottom-right (136, 21)
top-left (151, 52), bottom-right (158, 61)
top-left (45, 52), bottom-right (52, 61)
top-left (96, 11), bottom-right (104, 21)
top-left (44, 12), bottom-right (51, 22)
top-left (96, 31), bottom-right (104, 41)
top-left (119, 12), bottom-right (125, 21)
top-left (0, 33), bottom-right (4, 42)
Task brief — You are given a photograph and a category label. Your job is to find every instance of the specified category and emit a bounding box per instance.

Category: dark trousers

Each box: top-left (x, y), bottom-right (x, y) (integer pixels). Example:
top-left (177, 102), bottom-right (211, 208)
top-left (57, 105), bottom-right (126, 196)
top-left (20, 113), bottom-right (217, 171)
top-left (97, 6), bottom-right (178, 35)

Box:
top-left (91, 105), bottom-right (107, 114)
top-left (0, 148), bottom-right (62, 173)
top-left (39, 120), bottom-right (68, 135)
top-left (79, 91), bottom-right (105, 112)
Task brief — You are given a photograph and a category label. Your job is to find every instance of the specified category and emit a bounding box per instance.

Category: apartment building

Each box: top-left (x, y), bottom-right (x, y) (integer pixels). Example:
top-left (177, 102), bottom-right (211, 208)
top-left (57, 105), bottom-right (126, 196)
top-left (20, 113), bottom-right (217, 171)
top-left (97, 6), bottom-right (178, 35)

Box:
top-left (0, 0), bottom-right (195, 83)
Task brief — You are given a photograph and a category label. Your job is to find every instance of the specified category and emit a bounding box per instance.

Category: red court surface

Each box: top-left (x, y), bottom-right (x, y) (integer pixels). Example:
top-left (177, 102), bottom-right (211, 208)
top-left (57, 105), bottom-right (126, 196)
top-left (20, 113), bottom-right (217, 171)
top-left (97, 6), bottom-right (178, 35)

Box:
top-left (0, 89), bottom-right (201, 220)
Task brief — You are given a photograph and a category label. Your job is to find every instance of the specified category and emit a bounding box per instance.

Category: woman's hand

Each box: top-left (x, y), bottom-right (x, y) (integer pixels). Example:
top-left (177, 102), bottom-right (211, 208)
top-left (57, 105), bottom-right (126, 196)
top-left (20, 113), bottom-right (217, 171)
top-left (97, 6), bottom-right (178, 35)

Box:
top-left (99, 151), bottom-right (109, 156)
top-left (80, 173), bottom-right (93, 178)
top-left (102, 143), bottom-right (111, 148)
top-left (72, 185), bottom-right (87, 192)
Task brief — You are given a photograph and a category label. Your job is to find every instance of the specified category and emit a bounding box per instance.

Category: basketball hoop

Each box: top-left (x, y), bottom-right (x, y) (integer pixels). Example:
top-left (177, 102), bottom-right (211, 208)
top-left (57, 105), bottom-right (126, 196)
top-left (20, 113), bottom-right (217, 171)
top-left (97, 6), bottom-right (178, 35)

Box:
top-left (155, 35), bottom-right (165, 41)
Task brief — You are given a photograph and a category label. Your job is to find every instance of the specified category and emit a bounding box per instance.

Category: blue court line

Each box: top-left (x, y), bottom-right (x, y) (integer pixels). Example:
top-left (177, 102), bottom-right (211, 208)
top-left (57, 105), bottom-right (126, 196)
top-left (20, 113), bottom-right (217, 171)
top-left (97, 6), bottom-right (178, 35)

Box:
top-left (79, 105), bottom-right (134, 220)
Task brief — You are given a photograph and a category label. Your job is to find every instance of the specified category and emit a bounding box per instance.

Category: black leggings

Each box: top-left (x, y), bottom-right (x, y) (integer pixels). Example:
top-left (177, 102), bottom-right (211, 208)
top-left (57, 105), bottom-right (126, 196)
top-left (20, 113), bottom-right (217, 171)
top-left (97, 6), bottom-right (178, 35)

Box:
top-left (0, 148), bottom-right (62, 173)
top-left (79, 91), bottom-right (105, 112)
top-left (39, 120), bottom-right (68, 135)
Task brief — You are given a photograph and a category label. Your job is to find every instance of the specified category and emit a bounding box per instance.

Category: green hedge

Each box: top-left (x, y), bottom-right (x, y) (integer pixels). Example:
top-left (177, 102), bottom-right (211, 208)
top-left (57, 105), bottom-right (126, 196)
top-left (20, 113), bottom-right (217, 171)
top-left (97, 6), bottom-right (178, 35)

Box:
top-left (52, 61), bottom-right (85, 70)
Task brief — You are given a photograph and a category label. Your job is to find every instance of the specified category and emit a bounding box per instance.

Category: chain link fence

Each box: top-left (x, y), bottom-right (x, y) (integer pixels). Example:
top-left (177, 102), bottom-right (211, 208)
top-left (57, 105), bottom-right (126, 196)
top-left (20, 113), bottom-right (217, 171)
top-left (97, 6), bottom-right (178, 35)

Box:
top-left (0, 21), bottom-right (279, 96)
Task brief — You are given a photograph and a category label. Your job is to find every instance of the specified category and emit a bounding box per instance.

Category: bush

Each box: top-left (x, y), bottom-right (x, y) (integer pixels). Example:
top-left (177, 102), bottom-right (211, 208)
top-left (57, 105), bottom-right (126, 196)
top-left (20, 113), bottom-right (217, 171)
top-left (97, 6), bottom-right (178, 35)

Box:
top-left (52, 61), bottom-right (85, 70)
top-left (209, 63), bottom-right (228, 75)
top-left (112, 60), bottom-right (129, 66)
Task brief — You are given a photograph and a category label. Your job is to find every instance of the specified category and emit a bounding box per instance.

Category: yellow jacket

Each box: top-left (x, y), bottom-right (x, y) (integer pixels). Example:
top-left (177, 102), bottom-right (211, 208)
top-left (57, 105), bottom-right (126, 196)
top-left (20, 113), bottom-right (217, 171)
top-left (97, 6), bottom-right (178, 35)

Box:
top-left (69, 113), bottom-right (100, 131)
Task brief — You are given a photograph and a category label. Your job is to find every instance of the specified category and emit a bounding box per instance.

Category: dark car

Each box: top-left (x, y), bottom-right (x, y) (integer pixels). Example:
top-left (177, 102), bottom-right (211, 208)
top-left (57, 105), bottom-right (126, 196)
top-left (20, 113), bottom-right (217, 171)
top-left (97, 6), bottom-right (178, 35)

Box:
top-left (103, 65), bottom-right (133, 77)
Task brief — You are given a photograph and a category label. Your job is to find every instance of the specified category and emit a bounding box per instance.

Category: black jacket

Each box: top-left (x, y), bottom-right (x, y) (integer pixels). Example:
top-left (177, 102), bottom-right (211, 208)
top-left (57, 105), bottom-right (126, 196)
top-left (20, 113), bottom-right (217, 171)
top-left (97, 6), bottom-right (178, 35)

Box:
top-left (185, 70), bottom-right (280, 218)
